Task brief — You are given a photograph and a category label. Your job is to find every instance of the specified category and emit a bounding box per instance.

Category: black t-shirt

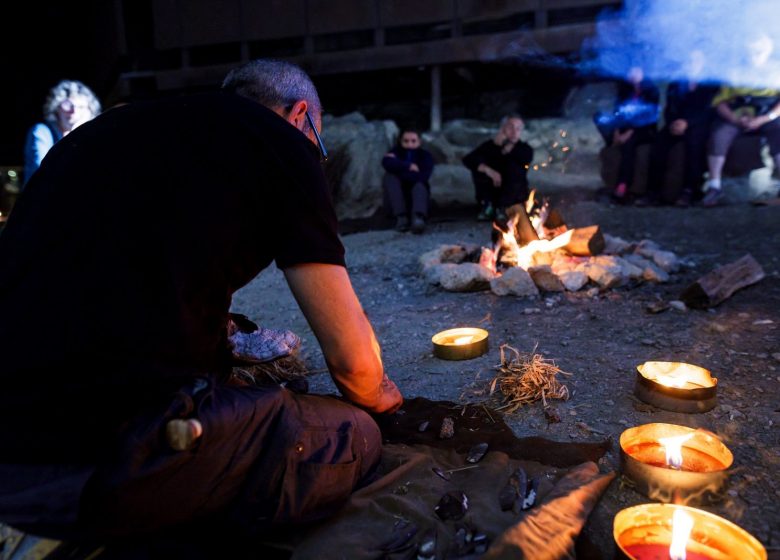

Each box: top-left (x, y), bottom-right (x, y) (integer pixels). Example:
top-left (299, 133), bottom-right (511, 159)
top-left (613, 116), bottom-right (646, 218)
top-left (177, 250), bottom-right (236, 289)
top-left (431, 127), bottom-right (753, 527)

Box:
top-left (0, 92), bottom-right (344, 461)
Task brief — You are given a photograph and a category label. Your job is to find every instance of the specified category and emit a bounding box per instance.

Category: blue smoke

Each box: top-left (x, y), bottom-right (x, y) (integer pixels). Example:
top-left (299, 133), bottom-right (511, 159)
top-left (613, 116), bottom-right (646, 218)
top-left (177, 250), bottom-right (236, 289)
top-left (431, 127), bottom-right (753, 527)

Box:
top-left (581, 0), bottom-right (780, 88)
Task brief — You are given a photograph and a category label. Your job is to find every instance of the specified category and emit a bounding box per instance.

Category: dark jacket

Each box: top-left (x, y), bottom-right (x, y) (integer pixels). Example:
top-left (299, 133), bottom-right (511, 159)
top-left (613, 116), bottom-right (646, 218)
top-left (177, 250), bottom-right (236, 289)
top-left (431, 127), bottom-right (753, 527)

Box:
top-left (664, 81), bottom-right (718, 129)
top-left (381, 146), bottom-right (434, 185)
top-left (462, 139), bottom-right (533, 188)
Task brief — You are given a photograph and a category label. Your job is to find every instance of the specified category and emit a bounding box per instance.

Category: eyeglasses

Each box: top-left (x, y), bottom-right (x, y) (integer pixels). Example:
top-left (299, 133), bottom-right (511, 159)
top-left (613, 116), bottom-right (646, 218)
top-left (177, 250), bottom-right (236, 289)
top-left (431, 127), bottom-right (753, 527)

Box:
top-left (305, 111), bottom-right (328, 162)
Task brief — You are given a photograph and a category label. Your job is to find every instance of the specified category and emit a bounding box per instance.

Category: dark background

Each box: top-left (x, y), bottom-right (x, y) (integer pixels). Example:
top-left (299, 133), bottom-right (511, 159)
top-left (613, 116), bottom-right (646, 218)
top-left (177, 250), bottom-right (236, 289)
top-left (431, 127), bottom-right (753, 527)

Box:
top-left (0, 1), bottom-right (589, 166)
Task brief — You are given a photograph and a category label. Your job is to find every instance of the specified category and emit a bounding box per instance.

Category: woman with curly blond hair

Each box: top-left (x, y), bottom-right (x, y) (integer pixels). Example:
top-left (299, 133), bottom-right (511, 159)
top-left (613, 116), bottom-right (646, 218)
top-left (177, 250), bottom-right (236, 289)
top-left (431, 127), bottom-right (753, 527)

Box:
top-left (23, 80), bottom-right (101, 186)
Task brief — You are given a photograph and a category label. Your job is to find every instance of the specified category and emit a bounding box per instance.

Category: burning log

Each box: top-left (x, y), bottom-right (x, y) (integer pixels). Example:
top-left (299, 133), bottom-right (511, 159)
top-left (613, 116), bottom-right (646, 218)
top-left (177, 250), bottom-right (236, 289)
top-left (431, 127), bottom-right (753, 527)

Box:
top-left (679, 254), bottom-right (765, 309)
top-left (505, 204), bottom-right (539, 245)
top-left (563, 225), bottom-right (605, 257)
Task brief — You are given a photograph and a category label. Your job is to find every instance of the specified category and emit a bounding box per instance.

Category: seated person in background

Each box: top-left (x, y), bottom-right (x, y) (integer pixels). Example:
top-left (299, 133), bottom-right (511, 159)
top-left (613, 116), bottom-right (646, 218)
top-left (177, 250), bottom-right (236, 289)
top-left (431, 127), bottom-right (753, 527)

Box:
top-left (23, 80), bottom-right (101, 187)
top-left (594, 65), bottom-right (660, 201)
top-left (640, 50), bottom-right (718, 207)
top-left (381, 129), bottom-right (434, 234)
top-left (702, 32), bottom-right (780, 207)
top-left (462, 114), bottom-right (533, 221)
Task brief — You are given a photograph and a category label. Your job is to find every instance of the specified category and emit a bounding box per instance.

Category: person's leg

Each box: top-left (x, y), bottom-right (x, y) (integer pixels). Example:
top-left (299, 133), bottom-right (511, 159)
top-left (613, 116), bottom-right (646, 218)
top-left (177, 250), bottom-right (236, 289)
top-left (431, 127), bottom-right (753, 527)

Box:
top-left (703, 119), bottom-right (740, 205)
top-left (383, 173), bottom-right (409, 230)
top-left (680, 124), bottom-right (710, 204)
top-left (79, 381), bottom-right (382, 537)
top-left (760, 119), bottom-right (780, 182)
top-left (409, 182), bottom-right (429, 233)
top-left (642, 128), bottom-right (674, 205)
top-left (472, 173), bottom-right (494, 220)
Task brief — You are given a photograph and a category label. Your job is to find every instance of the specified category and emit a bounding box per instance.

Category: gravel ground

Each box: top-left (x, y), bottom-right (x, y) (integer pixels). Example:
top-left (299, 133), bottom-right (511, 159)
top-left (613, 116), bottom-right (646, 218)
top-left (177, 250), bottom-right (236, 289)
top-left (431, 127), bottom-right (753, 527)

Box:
top-left (232, 193), bottom-right (780, 558)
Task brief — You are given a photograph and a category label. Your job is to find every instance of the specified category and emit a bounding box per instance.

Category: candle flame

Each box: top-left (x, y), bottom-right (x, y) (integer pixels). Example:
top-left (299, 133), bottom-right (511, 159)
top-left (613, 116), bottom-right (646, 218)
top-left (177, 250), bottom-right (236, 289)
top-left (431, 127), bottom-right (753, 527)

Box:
top-left (453, 336), bottom-right (473, 345)
top-left (669, 508), bottom-right (694, 560)
top-left (658, 433), bottom-right (694, 469)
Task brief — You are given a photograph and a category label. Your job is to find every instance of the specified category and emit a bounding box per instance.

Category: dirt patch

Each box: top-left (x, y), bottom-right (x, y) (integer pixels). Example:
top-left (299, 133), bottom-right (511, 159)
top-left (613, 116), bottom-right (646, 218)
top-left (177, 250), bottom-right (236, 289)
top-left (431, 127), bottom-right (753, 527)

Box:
top-left (232, 192), bottom-right (780, 557)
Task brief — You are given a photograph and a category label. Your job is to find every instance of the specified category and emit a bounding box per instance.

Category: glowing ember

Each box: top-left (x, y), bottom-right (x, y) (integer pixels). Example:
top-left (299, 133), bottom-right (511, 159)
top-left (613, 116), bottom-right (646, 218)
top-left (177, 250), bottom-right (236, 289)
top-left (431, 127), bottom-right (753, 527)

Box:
top-left (669, 508), bottom-right (695, 560)
top-left (658, 432), bottom-right (695, 469)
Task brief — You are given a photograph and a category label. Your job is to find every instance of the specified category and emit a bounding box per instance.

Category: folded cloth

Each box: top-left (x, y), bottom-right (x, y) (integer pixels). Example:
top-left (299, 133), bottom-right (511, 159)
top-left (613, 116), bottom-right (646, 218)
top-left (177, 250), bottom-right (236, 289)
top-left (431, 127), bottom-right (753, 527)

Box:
top-left (229, 327), bottom-right (301, 364)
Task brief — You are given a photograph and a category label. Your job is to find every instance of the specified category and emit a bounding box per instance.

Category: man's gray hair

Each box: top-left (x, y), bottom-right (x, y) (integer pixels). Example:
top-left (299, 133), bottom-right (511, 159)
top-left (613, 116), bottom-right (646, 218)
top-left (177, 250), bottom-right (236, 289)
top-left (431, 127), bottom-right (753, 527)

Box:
top-left (499, 113), bottom-right (523, 127)
top-left (222, 59), bottom-right (322, 130)
top-left (43, 80), bottom-right (102, 123)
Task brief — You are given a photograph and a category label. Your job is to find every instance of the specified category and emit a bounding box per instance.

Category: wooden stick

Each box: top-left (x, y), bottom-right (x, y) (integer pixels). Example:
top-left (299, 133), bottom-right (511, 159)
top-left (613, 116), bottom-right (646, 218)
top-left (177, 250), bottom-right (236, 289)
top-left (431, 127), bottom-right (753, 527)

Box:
top-left (680, 253), bottom-right (765, 308)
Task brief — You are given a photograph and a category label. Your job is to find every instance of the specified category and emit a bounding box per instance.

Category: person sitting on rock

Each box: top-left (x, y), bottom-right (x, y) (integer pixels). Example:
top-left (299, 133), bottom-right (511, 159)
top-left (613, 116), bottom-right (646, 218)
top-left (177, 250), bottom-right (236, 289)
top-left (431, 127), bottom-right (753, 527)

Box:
top-left (701, 32), bottom-right (780, 207)
top-left (639, 50), bottom-right (718, 207)
top-left (381, 129), bottom-right (434, 234)
top-left (593, 65), bottom-right (660, 202)
top-left (462, 114), bottom-right (533, 222)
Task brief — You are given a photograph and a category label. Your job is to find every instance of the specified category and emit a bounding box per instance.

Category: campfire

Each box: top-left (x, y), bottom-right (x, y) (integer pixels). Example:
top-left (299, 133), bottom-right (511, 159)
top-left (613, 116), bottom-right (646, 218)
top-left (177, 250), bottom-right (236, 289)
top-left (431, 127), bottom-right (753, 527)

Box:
top-left (419, 191), bottom-right (680, 296)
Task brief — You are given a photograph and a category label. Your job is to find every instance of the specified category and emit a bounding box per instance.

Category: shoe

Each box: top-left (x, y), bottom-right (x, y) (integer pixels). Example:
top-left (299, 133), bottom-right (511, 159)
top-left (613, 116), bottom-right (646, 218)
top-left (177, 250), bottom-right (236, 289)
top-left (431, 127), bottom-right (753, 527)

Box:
top-left (702, 188), bottom-right (724, 207)
top-left (476, 204), bottom-right (495, 221)
top-left (613, 182), bottom-right (627, 199)
top-left (495, 208), bottom-right (508, 222)
top-left (411, 214), bottom-right (426, 234)
top-left (394, 215), bottom-right (410, 231)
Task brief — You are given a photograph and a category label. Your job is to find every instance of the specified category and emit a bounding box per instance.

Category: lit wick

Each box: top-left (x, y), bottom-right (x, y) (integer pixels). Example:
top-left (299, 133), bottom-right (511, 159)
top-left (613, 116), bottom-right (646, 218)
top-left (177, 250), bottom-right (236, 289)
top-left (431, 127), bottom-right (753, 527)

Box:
top-left (658, 432), bottom-right (695, 470)
top-left (669, 508), bottom-right (694, 560)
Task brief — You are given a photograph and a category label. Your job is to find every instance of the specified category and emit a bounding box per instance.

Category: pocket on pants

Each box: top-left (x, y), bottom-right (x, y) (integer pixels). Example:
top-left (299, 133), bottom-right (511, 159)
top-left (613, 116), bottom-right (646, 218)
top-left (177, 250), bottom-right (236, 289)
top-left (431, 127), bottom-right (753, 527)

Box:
top-left (274, 429), bottom-right (360, 524)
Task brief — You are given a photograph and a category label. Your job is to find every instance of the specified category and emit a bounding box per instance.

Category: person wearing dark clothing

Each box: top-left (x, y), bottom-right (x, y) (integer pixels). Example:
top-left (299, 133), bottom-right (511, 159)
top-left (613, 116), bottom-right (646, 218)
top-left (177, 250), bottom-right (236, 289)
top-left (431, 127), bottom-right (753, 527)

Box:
top-left (462, 115), bottom-right (533, 221)
top-left (0, 60), bottom-right (402, 540)
top-left (594, 66), bottom-right (660, 200)
top-left (381, 130), bottom-right (434, 233)
top-left (641, 78), bottom-right (718, 206)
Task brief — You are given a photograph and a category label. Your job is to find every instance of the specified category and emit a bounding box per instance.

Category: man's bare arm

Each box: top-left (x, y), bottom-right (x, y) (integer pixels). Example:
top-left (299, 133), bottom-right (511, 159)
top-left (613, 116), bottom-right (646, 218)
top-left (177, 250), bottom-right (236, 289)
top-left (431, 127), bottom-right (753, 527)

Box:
top-left (283, 263), bottom-right (403, 413)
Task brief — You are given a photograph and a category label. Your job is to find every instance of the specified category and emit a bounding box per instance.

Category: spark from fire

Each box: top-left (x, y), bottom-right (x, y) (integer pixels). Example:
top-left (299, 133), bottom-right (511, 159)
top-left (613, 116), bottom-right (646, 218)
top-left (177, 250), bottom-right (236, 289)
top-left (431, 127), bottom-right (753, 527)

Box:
top-left (658, 433), bottom-right (694, 470)
top-left (669, 508), bottom-right (695, 560)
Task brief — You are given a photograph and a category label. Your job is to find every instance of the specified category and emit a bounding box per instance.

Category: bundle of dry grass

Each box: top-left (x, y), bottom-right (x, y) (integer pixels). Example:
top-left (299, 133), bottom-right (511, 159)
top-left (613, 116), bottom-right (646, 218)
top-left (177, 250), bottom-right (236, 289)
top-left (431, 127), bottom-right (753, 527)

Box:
top-left (488, 344), bottom-right (571, 413)
top-left (232, 353), bottom-right (309, 386)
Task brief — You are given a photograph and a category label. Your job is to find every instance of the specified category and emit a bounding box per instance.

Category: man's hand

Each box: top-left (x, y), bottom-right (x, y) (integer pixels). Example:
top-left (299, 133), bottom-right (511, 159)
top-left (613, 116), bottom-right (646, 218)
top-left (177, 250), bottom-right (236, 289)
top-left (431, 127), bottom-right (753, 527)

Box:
top-left (613, 129), bottom-right (634, 145)
top-left (408, 162), bottom-right (420, 172)
top-left (478, 164), bottom-right (502, 187)
top-left (744, 115), bottom-right (770, 131)
top-left (384, 152), bottom-right (396, 158)
top-left (283, 263), bottom-right (403, 414)
top-left (669, 119), bottom-right (688, 136)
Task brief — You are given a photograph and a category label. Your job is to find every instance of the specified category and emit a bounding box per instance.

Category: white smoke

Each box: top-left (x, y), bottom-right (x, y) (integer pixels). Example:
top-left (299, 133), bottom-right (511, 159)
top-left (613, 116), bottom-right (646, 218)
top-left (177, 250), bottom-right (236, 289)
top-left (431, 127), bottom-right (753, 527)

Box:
top-left (581, 0), bottom-right (780, 88)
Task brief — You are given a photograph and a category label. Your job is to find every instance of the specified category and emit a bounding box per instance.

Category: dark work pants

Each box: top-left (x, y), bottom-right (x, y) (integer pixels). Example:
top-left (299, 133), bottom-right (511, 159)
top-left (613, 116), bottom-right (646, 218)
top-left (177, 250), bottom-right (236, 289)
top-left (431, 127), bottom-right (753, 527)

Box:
top-left (647, 124), bottom-right (709, 200)
top-left (616, 126), bottom-right (656, 186)
top-left (472, 172), bottom-right (527, 209)
top-left (71, 381), bottom-right (382, 538)
top-left (383, 173), bottom-right (429, 218)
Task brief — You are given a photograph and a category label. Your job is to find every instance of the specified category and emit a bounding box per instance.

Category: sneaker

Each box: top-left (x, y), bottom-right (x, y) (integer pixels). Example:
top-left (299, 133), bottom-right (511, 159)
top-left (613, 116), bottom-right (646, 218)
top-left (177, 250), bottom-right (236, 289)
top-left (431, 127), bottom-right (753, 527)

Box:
top-left (613, 182), bottom-right (628, 199)
top-left (476, 204), bottom-right (495, 221)
top-left (495, 208), bottom-right (508, 222)
top-left (411, 214), bottom-right (426, 234)
top-left (702, 188), bottom-right (724, 207)
top-left (395, 215), bottom-right (410, 231)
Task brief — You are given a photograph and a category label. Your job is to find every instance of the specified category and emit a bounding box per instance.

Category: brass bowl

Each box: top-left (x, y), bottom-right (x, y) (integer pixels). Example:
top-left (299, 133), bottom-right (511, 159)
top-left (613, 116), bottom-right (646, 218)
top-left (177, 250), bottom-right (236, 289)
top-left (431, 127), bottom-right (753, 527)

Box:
top-left (432, 327), bottom-right (489, 360)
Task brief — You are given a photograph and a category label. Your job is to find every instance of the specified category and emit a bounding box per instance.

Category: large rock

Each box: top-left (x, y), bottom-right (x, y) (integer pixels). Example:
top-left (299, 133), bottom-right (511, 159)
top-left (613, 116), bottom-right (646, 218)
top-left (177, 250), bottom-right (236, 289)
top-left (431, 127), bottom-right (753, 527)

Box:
top-left (438, 263), bottom-right (496, 292)
top-left (490, 267), bottom-right (539, 297)
top-left (321, 112), bottom-right (398, 219)
top-left (528, 265), bottom-right (565, 292)
top-left (430, 164), bottom-right (474, 207)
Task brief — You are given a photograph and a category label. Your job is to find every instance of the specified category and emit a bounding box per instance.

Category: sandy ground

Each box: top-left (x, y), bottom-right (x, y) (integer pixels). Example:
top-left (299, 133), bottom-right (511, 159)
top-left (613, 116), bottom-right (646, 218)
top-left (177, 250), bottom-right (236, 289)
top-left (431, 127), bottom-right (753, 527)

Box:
top-left (232, 193), bottom-right (780, 558)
